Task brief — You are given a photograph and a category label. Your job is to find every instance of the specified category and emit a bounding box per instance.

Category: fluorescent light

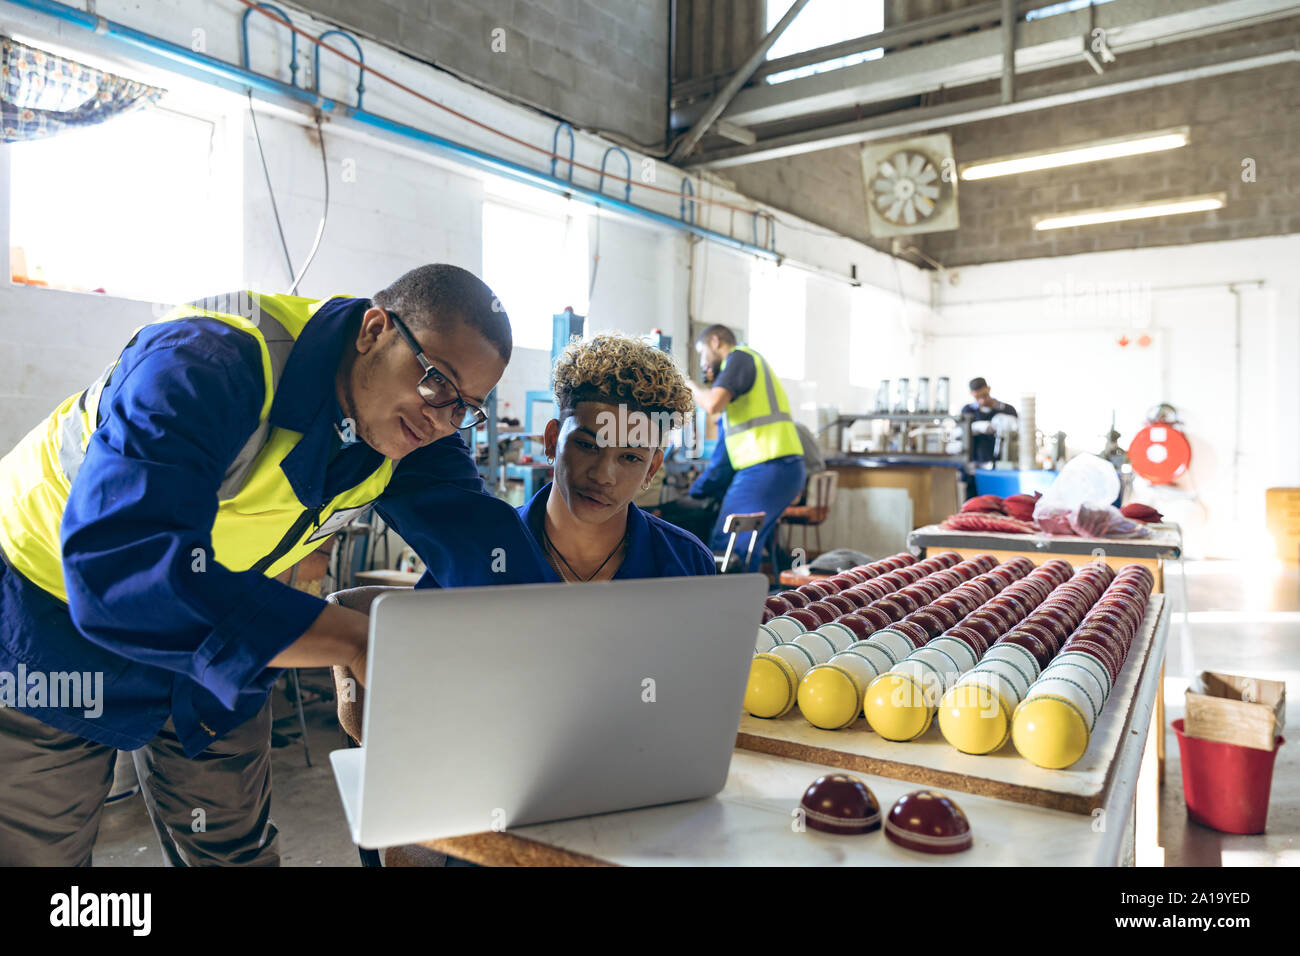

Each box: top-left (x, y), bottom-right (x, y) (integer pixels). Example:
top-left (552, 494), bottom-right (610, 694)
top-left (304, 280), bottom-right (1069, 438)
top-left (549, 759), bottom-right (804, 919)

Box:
top-left (1032, 193), bottom-right (1226, 231)
top-left (961, 128), bottom-right (1190, 180)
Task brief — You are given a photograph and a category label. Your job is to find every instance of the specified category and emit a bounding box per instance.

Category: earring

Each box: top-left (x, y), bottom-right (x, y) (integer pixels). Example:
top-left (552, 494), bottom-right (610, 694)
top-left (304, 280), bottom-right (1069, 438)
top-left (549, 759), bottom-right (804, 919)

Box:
top-left (641, 481), bottom-right (651, 491)
top-left (546, 456), bottom-right (554, 464)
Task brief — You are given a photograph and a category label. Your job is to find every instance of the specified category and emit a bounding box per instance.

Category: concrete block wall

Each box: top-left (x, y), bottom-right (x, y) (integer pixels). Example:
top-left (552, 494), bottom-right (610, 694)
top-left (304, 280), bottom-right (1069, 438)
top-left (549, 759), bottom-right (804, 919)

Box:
top-left (721, 45), bottom-right (1300, 267)
top-left (722, 146), bottom-right (896, 257)
top-left (290, 0), bottom-right (670, 146)
top-left (922, 58), bottom-right (1300, 267)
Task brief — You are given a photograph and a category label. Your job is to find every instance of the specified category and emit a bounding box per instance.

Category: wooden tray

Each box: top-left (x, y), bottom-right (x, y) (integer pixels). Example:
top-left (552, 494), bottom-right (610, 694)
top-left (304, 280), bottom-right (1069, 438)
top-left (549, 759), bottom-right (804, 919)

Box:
top-left (736, 594), bottom-right (1168, 815)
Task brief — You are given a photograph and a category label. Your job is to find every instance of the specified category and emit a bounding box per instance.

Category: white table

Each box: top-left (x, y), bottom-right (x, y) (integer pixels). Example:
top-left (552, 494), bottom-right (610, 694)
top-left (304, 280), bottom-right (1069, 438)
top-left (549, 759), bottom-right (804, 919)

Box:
top-left (425, 597), bottom-right (1167, 866)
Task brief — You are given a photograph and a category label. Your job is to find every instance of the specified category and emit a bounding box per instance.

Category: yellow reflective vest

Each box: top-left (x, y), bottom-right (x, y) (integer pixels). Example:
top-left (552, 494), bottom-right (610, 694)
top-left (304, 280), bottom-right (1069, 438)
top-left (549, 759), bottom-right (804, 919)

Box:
top-left (0, 292), bottom-right (395, 603)
top-left (721, 346), bottom-right (802, 470)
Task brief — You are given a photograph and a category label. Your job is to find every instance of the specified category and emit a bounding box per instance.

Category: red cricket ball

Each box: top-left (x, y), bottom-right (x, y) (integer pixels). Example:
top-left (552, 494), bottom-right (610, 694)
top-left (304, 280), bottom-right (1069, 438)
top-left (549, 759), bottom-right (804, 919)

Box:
top-left (804, 601), bottom-right (843, 626)
top-left (996, 629), bottom-right (1054, 670)
top-left (801, 774), bottom-right (882, 835)
top-left (884, 790), bottom-right (973, 854)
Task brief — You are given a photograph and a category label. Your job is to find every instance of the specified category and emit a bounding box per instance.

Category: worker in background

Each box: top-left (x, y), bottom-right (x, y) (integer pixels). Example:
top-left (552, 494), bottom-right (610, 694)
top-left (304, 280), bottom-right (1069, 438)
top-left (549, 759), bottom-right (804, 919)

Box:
top-left (0, 264), bottom-right (551, 866)
top-left (687, 419), bottom-right (824, 568)
top-left (688, 325), bottom-right (806, 572)
top-left (962, 376), bottom-right (1018, 467)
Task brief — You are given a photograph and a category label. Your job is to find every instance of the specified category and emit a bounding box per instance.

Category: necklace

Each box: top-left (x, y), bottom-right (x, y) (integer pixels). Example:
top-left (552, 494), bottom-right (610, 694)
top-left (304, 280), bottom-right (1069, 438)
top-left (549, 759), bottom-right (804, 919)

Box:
top-left (542, 522), bottom-right (627, 582)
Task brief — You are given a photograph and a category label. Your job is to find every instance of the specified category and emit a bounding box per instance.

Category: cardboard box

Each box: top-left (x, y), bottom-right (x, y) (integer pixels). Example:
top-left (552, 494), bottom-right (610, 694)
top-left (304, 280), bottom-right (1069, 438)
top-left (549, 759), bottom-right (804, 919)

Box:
top-left (1265, 487), bottom-right (1300, 563)
top-left (1185, 671), bottom-right (1285, 751)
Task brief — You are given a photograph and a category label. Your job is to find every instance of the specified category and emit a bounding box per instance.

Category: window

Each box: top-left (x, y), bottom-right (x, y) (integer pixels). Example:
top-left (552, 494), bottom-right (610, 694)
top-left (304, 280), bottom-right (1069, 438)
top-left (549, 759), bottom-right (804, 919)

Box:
top-left (748, 260), bottom-right (805, 380)
top-left (9, 99), bottom-right (242, 303)
top-left (481, 187), bottom-right (589, 352)
top-left (765, 0), bottom-right (884, 84)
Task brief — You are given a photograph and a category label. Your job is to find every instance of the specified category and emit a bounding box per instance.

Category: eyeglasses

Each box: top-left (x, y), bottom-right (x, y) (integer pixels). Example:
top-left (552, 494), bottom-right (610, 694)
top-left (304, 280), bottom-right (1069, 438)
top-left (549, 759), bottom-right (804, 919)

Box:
top-left (386, 310), bottom-right (489, 430)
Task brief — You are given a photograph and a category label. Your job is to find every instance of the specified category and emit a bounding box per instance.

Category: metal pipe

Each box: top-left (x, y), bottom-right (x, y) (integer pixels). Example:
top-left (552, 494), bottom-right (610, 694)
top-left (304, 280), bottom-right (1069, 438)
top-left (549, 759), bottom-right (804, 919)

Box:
top-left (1001, 0), bottom-right (1016, 104)
top-left (1229, 283), bottom-right (1245, 523)
top-left (669, 0), bottom-right (813, 163)
top-left (239, 2), bottom-right (299, 86)
top-left (934, 277), bottom-right (1266, 311)
top-left (314, 29), bottom-right (365, 109)
top-left (2, 0), bottom-right (780, 261)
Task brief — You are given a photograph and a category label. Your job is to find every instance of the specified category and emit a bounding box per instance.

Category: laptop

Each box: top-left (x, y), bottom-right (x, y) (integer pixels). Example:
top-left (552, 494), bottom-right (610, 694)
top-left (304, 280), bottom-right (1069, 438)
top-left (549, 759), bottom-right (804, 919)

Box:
top-left (330, 574), bottom-right (768, 848)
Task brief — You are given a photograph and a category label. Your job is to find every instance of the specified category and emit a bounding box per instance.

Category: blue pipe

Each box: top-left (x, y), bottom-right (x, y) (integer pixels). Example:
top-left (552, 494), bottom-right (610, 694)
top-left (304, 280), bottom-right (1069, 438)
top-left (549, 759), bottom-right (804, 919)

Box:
top-left (597, 146), bottom-right (632, 202)
top-left (240, 2), bottom-right (298, 87)
top-left (752, 210), bottom-right (776, 251)
top-left (4, 0), bottom-right (780, 261)
top-left (314, 29), bottom-right (364, 109)
top-left (549, 122), bottom-right (574, 182)
top-left (679, 177), bottom-right (696, 225)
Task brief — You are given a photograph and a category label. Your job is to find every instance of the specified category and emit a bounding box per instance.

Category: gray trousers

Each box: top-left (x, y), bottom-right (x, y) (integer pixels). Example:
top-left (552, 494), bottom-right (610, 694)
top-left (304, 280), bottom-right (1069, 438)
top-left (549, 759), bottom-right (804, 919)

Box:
top-left (0, 702), bottom-right (279, 867)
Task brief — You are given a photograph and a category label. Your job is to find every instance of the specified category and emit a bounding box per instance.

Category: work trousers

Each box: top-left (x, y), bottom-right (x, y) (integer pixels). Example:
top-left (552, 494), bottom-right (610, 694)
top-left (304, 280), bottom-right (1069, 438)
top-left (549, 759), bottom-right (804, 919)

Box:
top-left (709, 455), bottom-right (807, 572)
top-left (0, 701), bottom-right (279, 867)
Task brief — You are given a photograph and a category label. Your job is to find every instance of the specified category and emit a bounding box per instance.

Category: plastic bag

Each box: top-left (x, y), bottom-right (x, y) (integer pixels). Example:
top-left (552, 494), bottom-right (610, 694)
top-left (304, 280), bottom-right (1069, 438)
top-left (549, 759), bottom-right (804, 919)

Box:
top-left (1033, 454), bottom-right (1144, 537)
top-left (1100, 507), bottom-right (1149, 538)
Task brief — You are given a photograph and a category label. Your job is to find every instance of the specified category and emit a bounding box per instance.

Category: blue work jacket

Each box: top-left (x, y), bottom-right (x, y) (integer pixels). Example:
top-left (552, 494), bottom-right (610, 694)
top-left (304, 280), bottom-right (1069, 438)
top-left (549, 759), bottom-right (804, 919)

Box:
top-left (0, 296), bottom-right (550, 756)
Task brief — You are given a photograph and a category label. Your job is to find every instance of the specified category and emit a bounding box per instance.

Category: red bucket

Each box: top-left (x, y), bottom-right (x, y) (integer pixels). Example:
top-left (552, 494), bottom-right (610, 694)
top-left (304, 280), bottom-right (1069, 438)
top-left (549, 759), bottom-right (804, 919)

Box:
top-left (1173, 718), bottom-right (1284, 834)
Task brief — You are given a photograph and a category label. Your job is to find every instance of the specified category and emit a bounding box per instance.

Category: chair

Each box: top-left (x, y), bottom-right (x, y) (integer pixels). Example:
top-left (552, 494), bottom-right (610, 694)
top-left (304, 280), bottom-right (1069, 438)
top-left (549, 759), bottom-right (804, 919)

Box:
top-left (715, 511), bottom-right (766, 574)
top-left (780, 470), bottom-right (838, 558)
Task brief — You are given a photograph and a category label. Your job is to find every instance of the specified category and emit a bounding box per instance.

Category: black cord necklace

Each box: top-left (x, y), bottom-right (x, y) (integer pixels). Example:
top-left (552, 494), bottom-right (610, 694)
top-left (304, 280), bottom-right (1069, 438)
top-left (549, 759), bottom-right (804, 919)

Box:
top-left (542, 521), bottom-right (627, 582)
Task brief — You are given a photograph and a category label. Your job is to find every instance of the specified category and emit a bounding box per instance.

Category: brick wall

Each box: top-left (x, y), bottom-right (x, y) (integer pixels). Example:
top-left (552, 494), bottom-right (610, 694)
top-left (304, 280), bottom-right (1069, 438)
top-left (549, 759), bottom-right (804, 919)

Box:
top-left (290, 0), bottom-right (669, 146)
top-left (924, 61), bottom-right (1300, 266)
top-left (720, 20), bottom-right (1300, 267)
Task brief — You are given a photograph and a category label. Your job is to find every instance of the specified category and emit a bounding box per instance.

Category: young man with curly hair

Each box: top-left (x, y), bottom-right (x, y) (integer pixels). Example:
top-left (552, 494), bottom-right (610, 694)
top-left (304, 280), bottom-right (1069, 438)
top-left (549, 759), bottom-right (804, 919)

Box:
top-left (528, 332), bottom-right (716, 581)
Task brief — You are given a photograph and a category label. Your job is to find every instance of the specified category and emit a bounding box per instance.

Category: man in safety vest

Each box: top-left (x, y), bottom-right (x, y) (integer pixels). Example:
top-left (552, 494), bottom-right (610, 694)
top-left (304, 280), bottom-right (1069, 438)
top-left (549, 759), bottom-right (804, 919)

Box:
top-left (0, 264), bottom-right (550, 866)
top-left (688, 325), bottom-right (806, 572)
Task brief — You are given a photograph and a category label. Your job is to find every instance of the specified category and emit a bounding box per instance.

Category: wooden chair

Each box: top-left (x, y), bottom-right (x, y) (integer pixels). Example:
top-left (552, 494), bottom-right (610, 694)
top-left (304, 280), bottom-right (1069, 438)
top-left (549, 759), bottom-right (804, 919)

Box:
top-left (779, 470), bottom-right (838, 558)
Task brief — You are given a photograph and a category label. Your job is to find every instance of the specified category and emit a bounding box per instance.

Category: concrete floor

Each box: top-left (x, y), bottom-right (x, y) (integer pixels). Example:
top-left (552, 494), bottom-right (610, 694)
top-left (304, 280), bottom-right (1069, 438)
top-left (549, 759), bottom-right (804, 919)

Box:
top-left (93, 679), bottom-right (363, 867)
top-left (92, 558), bottom-right (1298, 867)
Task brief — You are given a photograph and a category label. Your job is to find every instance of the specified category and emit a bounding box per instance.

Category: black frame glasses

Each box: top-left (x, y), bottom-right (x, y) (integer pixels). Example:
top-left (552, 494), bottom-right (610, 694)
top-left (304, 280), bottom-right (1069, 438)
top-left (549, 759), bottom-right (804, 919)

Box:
top-left (386, 310), bottom-right (489, 430)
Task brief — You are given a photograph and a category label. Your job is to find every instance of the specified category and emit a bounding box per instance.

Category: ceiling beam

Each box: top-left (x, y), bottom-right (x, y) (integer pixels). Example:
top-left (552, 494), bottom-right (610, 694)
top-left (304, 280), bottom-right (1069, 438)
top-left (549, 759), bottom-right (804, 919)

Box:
top-left (1001, 0), bottom-right (1016, 104)
top-left (688, 34), bottom-right (1300, 169)
top-left (672, 0), bottom-right (1299, 131)
top-left (671, 0), bottom-right (1028, 104)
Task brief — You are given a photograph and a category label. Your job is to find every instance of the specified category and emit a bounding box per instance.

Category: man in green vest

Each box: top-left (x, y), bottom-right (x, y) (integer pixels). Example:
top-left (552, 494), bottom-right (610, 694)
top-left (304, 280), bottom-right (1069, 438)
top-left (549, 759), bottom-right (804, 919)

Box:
top-left (688, 324), bottom-right (807, 572)
top-left (0, 264), bottom-right (551, 865)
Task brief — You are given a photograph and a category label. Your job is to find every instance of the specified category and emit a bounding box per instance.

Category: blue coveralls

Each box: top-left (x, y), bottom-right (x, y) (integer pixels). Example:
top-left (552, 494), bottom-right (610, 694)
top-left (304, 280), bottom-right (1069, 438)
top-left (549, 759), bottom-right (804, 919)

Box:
top-left (0, 296), bottom-right (552, 757)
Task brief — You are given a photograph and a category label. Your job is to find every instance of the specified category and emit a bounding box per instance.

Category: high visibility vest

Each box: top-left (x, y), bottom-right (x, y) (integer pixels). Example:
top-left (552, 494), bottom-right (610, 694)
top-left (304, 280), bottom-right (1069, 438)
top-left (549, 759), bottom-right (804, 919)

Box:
top-left (0, 292), bottom-right (395, 603)
top-left (722, 346), bottom-right (802, 470)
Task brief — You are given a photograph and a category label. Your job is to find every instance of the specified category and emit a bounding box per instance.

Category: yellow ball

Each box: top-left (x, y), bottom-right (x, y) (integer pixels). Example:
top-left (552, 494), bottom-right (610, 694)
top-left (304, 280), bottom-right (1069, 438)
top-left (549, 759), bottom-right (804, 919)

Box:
top-left (863, 673), bottom-right (933, 741)
top-left (797, 664), bottom-right (863, 730)
top-left (745, 653), bottom-right (799, 718)
top-left (937, 682), bottom-right (1011, 755)
top-left (1012, 696), bottom-right (1091, 769)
